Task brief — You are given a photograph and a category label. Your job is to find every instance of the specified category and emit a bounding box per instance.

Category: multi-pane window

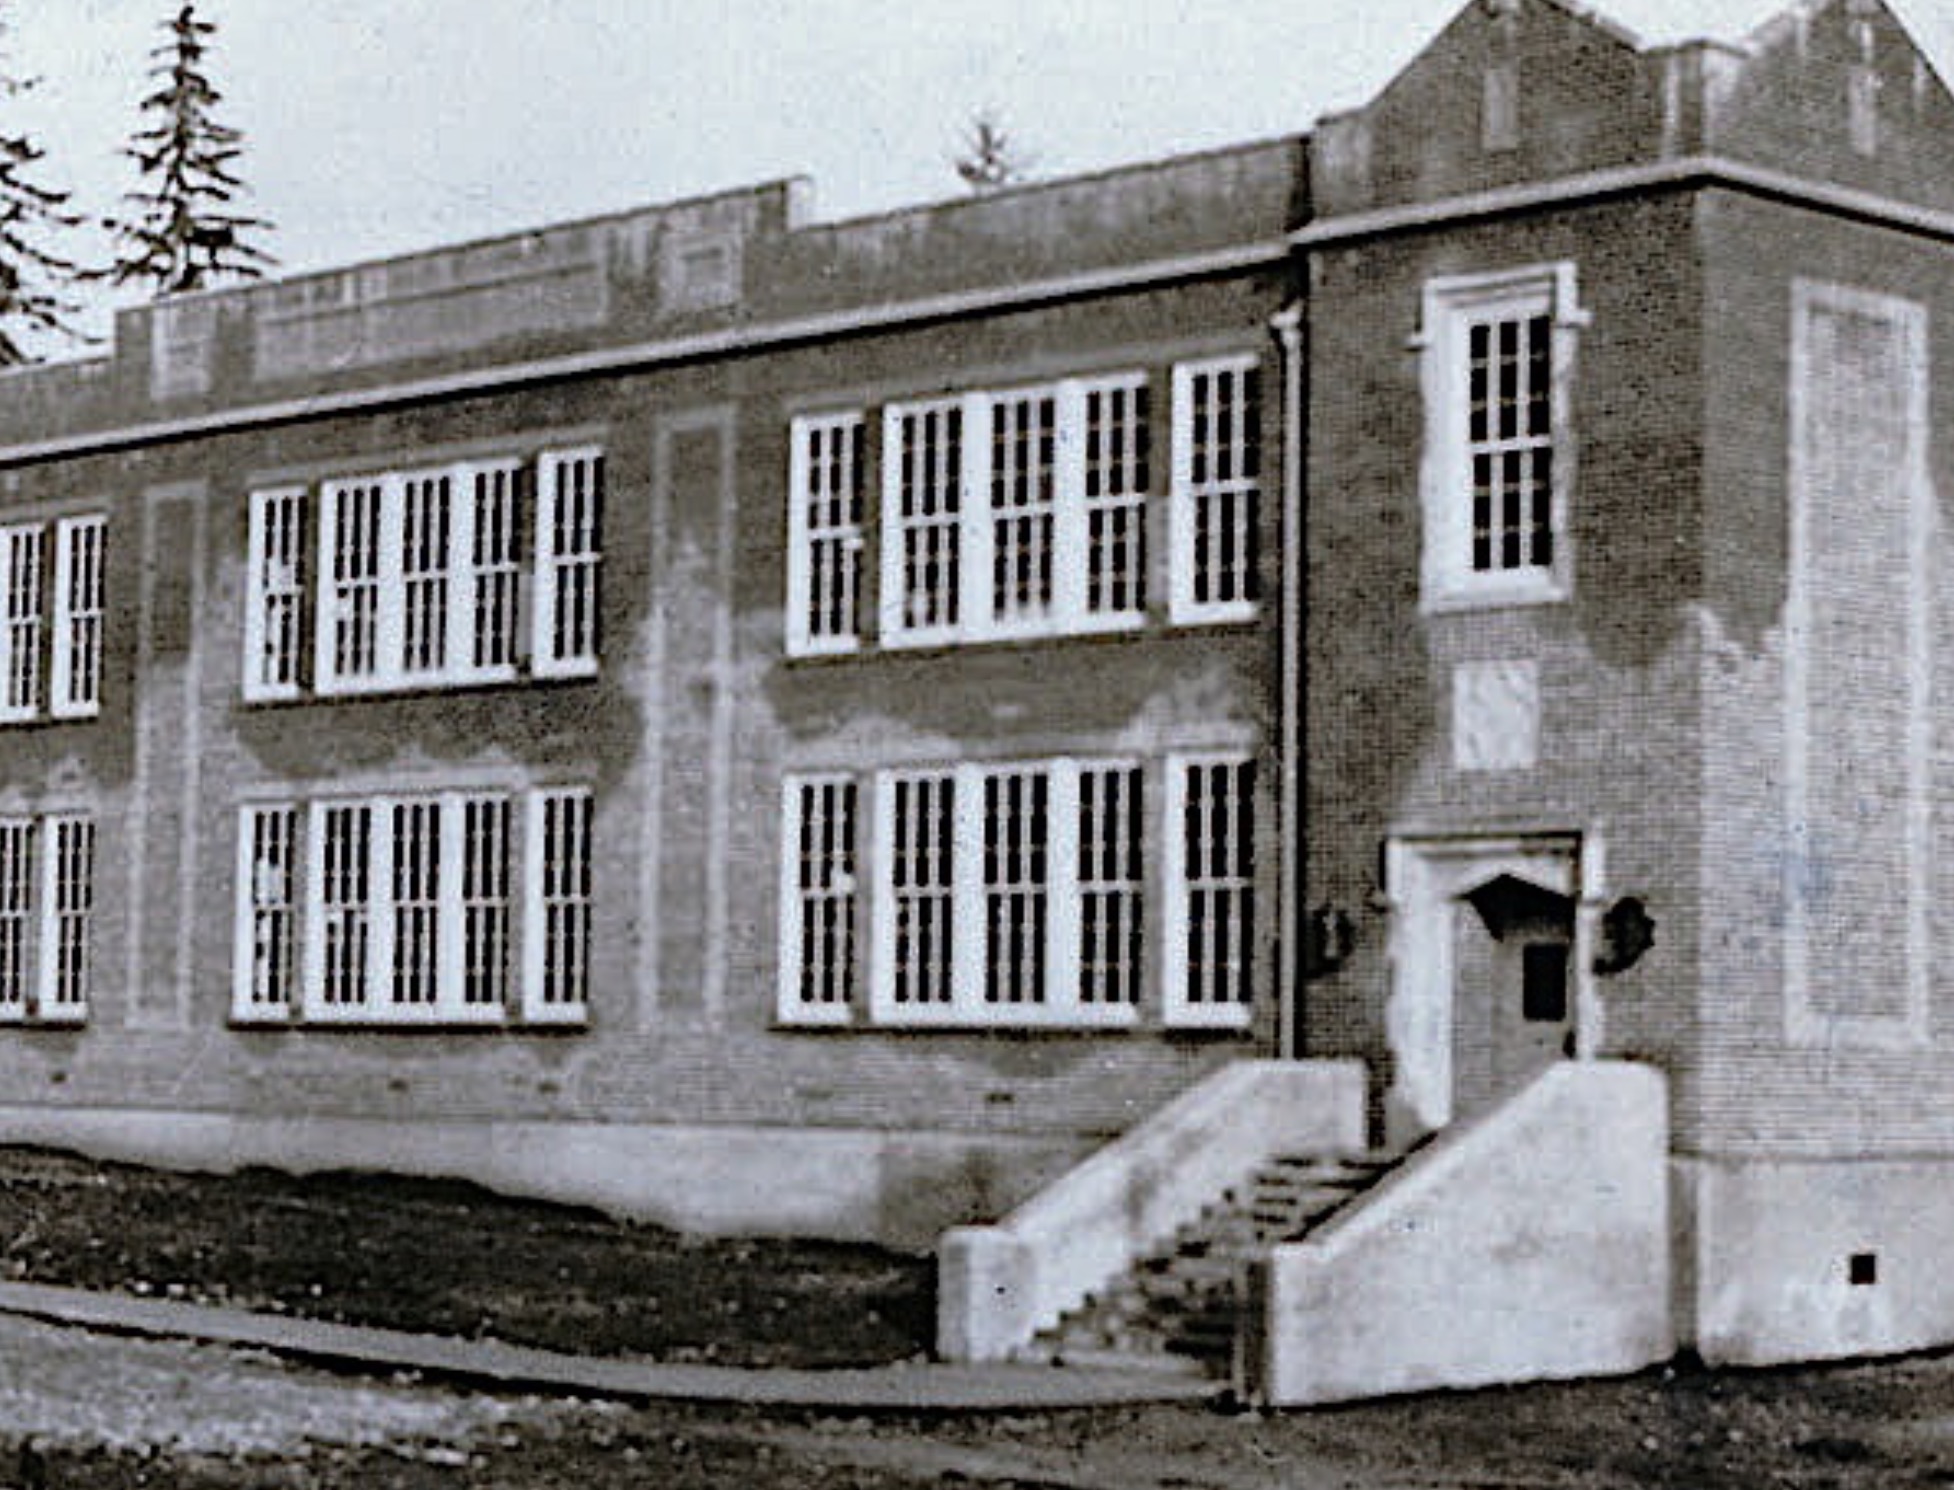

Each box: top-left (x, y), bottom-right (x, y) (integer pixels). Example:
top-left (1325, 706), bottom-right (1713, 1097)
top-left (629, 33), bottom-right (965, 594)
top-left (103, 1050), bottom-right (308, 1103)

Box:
top-left (244, 445), bottom-right (602, 700)
top-left (1171, 358), bottom-right (1261, 622)
top-left (777, 777), bottom-right (858, 1023)
top-left (865, 760), bottom-right (1147, 1028)
top-left (878, 375), bottom-right (1152, 646)
top-left (0, 815), bottom-right (95, 1024)
top-left (1421, 263), bottom-right (1581, 609)
top-left (785, 756), bottom-right (1247, 1029)
top-left (790, 363), bottom-right (1264, 653)
top-left (0, 516), bottom-right (106, 723)
top-left (1468, 316), bottom-right (1552, 574)
top-left (1164, 755), bottom-right (1255, 1028)
top-left (233, 787), bottom-right (592, 1025)
top-left (786, 415), bottom-right (866, 654)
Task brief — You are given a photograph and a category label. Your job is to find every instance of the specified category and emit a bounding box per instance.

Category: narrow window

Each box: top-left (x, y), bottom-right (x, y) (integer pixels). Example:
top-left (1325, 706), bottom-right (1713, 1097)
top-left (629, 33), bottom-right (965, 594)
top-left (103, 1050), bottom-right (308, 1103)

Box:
top-left (1166, 756), bottom-right (1256, 1027)
top-left (778, 777), bottom-right (856, 1023)
top-left (1420, 264), bottom-right (1581, 610)
top-left (890, 773), bottom-right (956, 1008)
top-left (399, 473), bottom-right (454, 679)
top-left (787, 415), bottom-right (865, 654)
top-left (51, 516), bottom-right (105, 718)
top-left (1171, 358), bottom-right (1262, 623)
top-left (0, 525), bottom-right (45, 719)
top-left (460, 795), bottom-right (512, 1011)
top-left (236, 805), bottom-right (298, 1019)
top-left (1083, 380), bottom-right (1149, 619)
top-left (982, 769), bottom-right (1050, 1007)
top-left (1078, 765), bottom-right (1143, 1008)
top-left (317, 803), bottom-right (374, 1010)
top-left (534, 449), bottom-right (604, 677)
top-left (0, 822), bottom-right (31, 1016)
top-left (389, 799), bottom-right (442, 1011)
top-left (40, 817), bottom-right (92, 1018)
top-left (468, 464), bottom-right (524, 674)
top-left (320, 480), bottom-right (383, 688)
top-left (246, 489), bottom-right (307, 700)
top-left (525, 788), bottom-right (592, 1018)
top-left (883, 402), bottom-right (964, 639)
top-left (989, 393), bottom-right (1058, 627)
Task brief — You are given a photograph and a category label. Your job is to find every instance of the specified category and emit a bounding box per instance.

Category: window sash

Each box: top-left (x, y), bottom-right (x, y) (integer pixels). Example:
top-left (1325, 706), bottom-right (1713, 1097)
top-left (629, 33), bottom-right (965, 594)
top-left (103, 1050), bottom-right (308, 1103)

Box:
top-left (1163, 754), bottom-right (1255, 1029)
top-left (868, 760), bottom-right (1139, 1028)
top-left (786, 415), bottom-right (866, 656)
top-left (245, 488), bottom-right (308, 701)
top-left (776, 775), bottom-right (858, 1024)
top-left (233, 804), bottom-right (299, 1020)
top-left (522, 788), bottom-right (592, 1021)
top-left (1170, 357), bottom-right (1262, 624)
top-left (533, 449), bottom-right (603, 678)
top-left (0, 816), bottom-right (93, 1025)
top-left (880, 377), bottom-right (1150, 647)
top-left (51, 516), bottom-right (105, 719)
top-left (0, 526), bottom-right (45, 722)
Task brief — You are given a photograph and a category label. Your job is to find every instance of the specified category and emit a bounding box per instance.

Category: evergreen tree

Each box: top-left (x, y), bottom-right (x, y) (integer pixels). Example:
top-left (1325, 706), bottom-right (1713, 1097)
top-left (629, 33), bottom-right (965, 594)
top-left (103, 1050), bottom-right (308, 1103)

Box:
top-left (106, 2), bottom-right (273, 296)
top-left (0, 10), bottom-right (85, 363)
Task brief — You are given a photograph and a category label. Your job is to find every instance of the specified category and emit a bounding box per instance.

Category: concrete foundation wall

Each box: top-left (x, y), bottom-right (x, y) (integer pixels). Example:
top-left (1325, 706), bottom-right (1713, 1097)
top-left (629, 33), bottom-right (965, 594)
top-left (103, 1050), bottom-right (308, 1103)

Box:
top-left (1245, 1062), bottom-right (1670, 1406)
top-left (0, 1104), bottom-right (1089, 1252)
top-left (1676, 1155), bottom-right (1954, 1366)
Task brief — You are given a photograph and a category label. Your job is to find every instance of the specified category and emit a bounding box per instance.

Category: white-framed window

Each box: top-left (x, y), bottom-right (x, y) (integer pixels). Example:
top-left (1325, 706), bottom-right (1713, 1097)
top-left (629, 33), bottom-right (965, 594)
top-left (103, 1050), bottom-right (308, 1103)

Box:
top-left (880, 375), bottom-right (1150, 646)
top-left (233, 786), bottom-right (592, 1026)
top-left (244, 445), bottom-right (602, 701)
top-left (0, 516), bottom-right (107, 723)
top-left (776, 776), bottom-right (858, 1024)
top-left (864, 759), bottom-right (1143, 1029)
top-left (786, 414), bottom-right (866, 656)
top-left (51, 517), bottom-right (105, 719)
top-left (0, 814), bottom-right (95, 1025)
top-left (1163, 754), bottom-right (1255, 1029)
top-left (1170, 357), bottom-right (1262, 624)
top-left (1419, 263), bottom-right (1585, 611)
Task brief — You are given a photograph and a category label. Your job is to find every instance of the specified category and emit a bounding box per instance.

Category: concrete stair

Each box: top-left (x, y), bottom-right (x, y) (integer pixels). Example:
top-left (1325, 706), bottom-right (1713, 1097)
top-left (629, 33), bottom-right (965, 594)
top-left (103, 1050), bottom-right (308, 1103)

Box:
top-left (1027, 1152), bottom-right (1397, 1376)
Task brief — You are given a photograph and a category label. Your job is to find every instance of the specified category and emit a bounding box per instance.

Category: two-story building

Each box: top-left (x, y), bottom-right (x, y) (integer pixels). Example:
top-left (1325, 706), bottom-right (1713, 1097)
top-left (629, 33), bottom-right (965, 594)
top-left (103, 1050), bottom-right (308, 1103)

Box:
top-left (0, 0), bottom-right (1951, 1394)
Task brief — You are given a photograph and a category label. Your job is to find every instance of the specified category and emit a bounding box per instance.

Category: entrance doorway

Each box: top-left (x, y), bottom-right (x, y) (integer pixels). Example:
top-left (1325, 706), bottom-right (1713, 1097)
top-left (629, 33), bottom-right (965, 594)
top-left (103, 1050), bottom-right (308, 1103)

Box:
top-left (1383, 835), bottom-right (1590, 1138)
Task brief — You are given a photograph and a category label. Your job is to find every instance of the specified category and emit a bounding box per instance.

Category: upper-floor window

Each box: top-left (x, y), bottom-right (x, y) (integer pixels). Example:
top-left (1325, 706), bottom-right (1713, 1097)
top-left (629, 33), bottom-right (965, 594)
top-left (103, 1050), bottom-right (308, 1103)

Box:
top-left (1419, 264), bottom-right (1584, 611)
top-left (244, 446), bottom-right (603, 701)
top-left (234, 785), bottom-right (591, 1027)
top-left (785, 359), bottom-right (1261, 656)
top-left (0, 515), bottom-right (106, 723)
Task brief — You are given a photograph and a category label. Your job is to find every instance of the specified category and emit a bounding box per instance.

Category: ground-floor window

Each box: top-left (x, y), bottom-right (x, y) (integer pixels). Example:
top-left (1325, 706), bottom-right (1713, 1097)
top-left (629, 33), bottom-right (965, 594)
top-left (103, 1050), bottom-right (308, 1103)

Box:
top-left (0, 814), bottom-right (94, 1024)
top-left (778, 754), bottom-right (1253, 1030)
top-left (233, 787), bottom-right (592, 1027)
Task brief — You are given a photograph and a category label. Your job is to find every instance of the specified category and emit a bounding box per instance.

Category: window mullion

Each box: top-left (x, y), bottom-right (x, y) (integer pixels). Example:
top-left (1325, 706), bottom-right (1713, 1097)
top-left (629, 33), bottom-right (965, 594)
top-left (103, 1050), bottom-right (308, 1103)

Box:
top-left (369, 799), bottom-right (397, 1018)
top-left (448, 465), bottom-right (479, 684)
top-left (30, 819), bottom-right (52, 1020)
top-left (1046, 762), bottom-right (1081, 1020)
top-left (962, 392), bottom-right (992, 639)
top-left (299, 802), bottom-right (326, 1018)
top-left (1054, 384), bottom-right (1087, 630)
top-left (787, 424), bottom-right (813, 654)
top-left (951, 764), bottom-right (983, 1019)
top-left (1161, 760), bottom-right (1189, 1026)
top-left (867, 773), bottom-right (896, 1023)
top-left (49, 523), bottom-right (74, 718)
top-left (376, 477), bottom-right (407, 686)
top-left (436, 795), bottom-right (466, 1019)
top-left (313, 485), bottom-right (340, 691)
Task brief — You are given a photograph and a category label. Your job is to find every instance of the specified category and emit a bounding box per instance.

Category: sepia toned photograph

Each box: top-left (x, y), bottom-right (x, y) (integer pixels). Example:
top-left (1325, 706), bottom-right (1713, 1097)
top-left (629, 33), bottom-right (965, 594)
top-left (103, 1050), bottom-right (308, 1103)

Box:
top-left (0, 0), bottom-right (1950, 1484)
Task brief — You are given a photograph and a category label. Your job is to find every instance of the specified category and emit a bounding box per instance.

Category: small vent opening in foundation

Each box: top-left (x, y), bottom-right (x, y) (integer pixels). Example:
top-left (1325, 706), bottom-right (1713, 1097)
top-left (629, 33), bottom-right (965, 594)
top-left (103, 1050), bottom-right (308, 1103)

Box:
top-left (1849, 1252), bottom-right (1878, 1286)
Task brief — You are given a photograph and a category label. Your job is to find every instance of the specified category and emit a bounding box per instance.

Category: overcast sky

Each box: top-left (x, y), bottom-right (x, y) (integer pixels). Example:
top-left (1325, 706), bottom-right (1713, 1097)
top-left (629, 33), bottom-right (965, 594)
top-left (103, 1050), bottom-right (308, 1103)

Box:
top-left (2, 0), bottom-right (1906, 352)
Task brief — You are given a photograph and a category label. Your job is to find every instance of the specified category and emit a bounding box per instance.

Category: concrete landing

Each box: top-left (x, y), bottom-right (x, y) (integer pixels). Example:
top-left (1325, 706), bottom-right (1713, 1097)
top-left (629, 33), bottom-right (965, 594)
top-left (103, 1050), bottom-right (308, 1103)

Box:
top-left (0, 1282), bottom-right (1215, 1412)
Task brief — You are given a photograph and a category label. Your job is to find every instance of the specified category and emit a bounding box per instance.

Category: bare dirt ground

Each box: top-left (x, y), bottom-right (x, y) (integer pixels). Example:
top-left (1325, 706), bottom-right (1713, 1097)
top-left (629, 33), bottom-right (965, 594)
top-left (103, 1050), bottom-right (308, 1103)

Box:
top-left (0, 1147), bottom-right (934, 1369)
top-left (7, 1312), bottom-right (1954, 1489)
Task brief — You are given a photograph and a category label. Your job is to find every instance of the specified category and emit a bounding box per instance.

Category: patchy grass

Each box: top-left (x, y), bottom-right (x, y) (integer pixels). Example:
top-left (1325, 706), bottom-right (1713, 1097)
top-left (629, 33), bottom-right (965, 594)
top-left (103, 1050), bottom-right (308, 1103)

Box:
top-left (0, 1147), bottom-right (934, 1370)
